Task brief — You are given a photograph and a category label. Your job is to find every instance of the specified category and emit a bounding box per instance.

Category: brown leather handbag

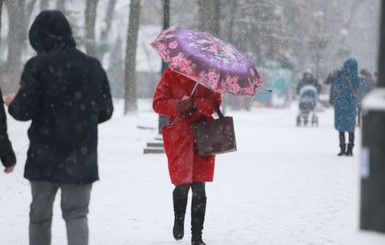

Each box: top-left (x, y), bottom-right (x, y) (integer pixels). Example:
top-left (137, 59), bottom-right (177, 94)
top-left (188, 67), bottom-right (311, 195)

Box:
top-left (192, 101), bottom-right (237, 156)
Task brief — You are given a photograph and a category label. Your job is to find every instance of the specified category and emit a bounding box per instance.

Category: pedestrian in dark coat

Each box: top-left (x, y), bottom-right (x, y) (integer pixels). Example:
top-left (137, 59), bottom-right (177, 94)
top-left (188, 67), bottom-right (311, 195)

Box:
top-left (332, 58), bottom-right (360, 156)
top-left (357, 69), bottom-right (376, 126)
top-left (0, 88), bottom-right (16, 173)
top-left (297, 70), bottom-right (321, 95)
top-left (5, 10), bottom-right (113, 245)
top-left (326, 69), bottom-right (341, 106)
top-left (153, 67), bottom-right (222, 245)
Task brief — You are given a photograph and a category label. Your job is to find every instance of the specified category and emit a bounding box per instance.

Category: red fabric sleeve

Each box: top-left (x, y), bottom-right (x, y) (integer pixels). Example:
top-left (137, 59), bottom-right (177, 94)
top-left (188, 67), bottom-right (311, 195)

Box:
top-left (194, 90), bottom-right (222, 116)
top-left (153, 69), bottom-right (182, 117)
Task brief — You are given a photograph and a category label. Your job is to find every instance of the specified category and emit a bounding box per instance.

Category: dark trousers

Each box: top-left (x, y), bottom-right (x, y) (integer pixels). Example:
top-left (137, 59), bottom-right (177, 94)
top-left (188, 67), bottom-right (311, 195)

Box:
top-left (29, 181), bottom-right (92, 245)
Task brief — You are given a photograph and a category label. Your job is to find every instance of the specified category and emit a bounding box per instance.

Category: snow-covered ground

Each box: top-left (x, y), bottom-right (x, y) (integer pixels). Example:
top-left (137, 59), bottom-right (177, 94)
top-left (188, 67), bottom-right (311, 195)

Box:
top-left (1, 99), bottom-right (385, 245)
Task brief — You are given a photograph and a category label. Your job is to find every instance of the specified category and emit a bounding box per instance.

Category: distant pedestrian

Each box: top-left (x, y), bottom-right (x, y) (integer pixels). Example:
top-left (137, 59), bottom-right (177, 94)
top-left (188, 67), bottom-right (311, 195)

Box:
top-left (153, 67), bottom-right (222, 245)
top-left (297, 70), bottom-right (321, 95)
top-left (332, 58), bottom-right (360, 156)
top-left (0, 88), bottom-right (16, 173)
top-left (357, 69), bottom-right (376, 126)
top-left (5, 10), bottom-right (113, 245)
top-left (373, 71), bottom-right (378, 84)
top-left (325, 69), bottom-right (341, 106)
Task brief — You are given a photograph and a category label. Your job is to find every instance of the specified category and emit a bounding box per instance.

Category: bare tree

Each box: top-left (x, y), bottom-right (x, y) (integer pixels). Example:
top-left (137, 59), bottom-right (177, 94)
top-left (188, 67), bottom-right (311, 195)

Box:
top-left (124, 0), bottom-right (141, 113)
top-left (2, 0), bottom-right (38, 92)
top-left (98, 0), bottom-right (117, 60)
top-left (85, 0), bottom-right (99, 58)
top-left (108, 36), bottom-right (124, 98)
top-left (4, 0), bottom-right (26, 67)
top-left (0, 0), bottom-right (3, 52)
top-left (198, 0), bottom-right (220, 36)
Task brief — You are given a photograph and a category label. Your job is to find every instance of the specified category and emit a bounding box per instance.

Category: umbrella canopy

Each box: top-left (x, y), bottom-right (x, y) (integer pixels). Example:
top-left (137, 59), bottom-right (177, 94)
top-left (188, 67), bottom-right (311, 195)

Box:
top-left (151, 27), bottom-right (262, 96)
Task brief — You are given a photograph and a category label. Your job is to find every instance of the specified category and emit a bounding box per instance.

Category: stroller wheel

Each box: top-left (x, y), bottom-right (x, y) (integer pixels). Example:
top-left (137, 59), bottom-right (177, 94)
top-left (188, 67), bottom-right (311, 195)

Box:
top-left (312, 115), bottom-right (319, 127)
top-left (311, 114), bottom-right (317, 126)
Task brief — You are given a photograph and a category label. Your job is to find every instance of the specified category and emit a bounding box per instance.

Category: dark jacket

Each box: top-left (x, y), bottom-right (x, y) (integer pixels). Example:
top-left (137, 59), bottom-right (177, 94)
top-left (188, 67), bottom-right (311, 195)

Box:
top-left (357, 74), bottom-right (375, 107)
top-left (297, 76), bottom-right (321, 95)
top-left (0, 89), bottom-right (16, 167)
top-left (8, 10), bottom-right (113, 184)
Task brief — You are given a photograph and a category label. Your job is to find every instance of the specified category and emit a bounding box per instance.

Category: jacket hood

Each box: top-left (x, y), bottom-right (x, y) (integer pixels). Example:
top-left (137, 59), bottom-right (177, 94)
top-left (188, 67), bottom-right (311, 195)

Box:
top-left (29, 10), bottom-right (76, 54)
top-left (343, 58), bottom-right (358, 76)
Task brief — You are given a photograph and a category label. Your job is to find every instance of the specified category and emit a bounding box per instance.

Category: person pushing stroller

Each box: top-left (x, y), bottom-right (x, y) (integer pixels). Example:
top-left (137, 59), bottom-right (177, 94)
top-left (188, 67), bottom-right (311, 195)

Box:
top-left (296, 70), bottom-right (321, 126)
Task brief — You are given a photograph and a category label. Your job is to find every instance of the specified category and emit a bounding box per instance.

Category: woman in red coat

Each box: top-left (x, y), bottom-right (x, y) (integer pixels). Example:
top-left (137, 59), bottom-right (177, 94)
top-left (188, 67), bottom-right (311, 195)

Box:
top-left (153, 67), bottom-right (222, 245)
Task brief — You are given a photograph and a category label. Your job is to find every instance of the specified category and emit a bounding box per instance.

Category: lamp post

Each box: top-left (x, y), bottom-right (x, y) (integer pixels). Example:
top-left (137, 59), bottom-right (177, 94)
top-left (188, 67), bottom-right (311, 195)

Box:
top-left (359, 0), bottom-right (385, 234)
top-left (158, 0), bottom-right (170, 134)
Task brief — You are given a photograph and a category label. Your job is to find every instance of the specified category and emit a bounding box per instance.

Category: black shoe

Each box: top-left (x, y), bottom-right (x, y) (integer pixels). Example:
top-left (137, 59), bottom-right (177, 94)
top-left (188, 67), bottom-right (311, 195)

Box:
top-left (173, 189), bottom-right (188, 240)
top-left (191, 236), bottom-right (206, 245)
top-left (191, 196), bottom-right (206, 245)
top-left (173, 217), bottom-right (184, 240)
top-left (337, 144), bottom-right (346, 156)
top-left (346, 143), bottom-right (354, 156)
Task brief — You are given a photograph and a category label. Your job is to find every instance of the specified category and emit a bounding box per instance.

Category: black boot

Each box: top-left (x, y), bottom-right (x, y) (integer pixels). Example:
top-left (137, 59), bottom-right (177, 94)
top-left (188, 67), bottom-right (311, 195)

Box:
top-left (346, 143), bottom-right (354, 156)
top-left (173, 188), bottom-right (188, 241)
top-left (338, 144), bottom-right (346, 156)
top-left (191, 196), bottom-right (207, 245)
top-left (338, 132), bottom-right (346, 156)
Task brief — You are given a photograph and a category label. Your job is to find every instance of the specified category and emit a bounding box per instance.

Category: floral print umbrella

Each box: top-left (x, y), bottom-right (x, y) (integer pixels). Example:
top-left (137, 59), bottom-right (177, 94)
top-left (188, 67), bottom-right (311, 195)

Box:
top-left (151, 27), bottom-right (262, 96)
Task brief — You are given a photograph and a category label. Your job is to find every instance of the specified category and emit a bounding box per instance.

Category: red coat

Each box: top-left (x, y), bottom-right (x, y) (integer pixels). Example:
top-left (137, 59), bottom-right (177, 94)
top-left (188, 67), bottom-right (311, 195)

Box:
top-left (153, 68), bottom-right (222, 184)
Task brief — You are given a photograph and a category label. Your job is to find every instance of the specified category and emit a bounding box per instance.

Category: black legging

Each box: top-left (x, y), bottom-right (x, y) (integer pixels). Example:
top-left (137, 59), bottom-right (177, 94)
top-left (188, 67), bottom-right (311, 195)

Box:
top-left (174, 182), bottom-right (206, 199)
top-left (339, 131), bottom-right (354, 145)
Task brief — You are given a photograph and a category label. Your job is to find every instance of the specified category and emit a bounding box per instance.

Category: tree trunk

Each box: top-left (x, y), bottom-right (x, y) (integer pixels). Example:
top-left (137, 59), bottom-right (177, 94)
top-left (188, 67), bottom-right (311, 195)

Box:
top-left (4, 0), bottom-right (24, 67)
top-left (108, 36), bottom-right (124, 98)
top-left (2, 0), bottom-right (26, 92)
top-left (221, 0), bottom-right (237, 113)
top-left (98, 0), bottom-right (117, 60)
top-left (124, 0), bottom-right (141, 113)
top-left (0, 0), bottom-right (3, 53)
top-left (198, 0), bottom-right (220, 36)
top-left (85, 0), bottom-right (99, 58)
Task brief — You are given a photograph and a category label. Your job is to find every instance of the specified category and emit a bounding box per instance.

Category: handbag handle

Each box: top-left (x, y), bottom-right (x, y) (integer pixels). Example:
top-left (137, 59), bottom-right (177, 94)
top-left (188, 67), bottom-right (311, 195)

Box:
top-left (189, 83), bottom-right (224, 118)
top-left (209, 100), bottom-right (224, 118)
top-left (347, 77), bottom-right (357, 97)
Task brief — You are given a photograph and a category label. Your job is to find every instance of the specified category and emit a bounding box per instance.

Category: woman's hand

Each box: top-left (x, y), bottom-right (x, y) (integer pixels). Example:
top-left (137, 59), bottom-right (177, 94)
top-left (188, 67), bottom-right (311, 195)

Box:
top-left (4, 165), bottom-right (15, 174)
top-left (4, 93), bottom-right (16, 106)
top-left (175, 97), bottom-right (197, 116)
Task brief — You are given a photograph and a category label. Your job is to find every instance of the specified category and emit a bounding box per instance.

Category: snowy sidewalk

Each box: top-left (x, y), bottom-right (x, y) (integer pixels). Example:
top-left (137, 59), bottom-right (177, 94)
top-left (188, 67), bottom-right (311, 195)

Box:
top-left (1, 99), bottom-right (385, 245)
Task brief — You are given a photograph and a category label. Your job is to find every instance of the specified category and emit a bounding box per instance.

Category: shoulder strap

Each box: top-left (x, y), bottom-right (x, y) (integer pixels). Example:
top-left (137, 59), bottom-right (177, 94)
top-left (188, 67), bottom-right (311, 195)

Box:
top-left (346, 77), bottom-right (357, 97)
top-left (210, 100), bottom-right (224, 118)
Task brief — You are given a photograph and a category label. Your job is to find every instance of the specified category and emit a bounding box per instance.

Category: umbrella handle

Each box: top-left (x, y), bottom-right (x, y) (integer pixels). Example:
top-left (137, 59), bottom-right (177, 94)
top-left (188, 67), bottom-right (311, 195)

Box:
top-left (260, 88), bottom-right (273, 93)
top-left (189, 83), bottom-right (199, 97)
top-left (189, 83), bottom-right (223, 118)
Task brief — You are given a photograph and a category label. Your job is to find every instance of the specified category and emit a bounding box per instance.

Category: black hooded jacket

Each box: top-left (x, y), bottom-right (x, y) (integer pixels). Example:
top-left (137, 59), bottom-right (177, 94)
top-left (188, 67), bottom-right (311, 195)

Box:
top-left (0, 89), bottom-right (16, 167)
top-left (8, 10), bottom-right (113, 184)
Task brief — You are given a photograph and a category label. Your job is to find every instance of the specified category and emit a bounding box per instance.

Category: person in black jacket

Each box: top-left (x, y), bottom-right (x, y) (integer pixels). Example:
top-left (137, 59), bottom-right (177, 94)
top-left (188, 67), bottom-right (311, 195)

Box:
top-left (5, 10), bottom-right (113, 245)
top-left (0, 89), bottom-right (16, 173)
top-left (297, 70), bottom-right (321, 95)
top-left (356, 69), bottom-right (376, 127)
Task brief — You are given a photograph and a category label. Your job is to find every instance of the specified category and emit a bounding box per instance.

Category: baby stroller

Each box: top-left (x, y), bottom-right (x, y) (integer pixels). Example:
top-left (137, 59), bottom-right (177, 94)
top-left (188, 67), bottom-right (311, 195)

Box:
top-left (296, 85), bottom-right (319, 126)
